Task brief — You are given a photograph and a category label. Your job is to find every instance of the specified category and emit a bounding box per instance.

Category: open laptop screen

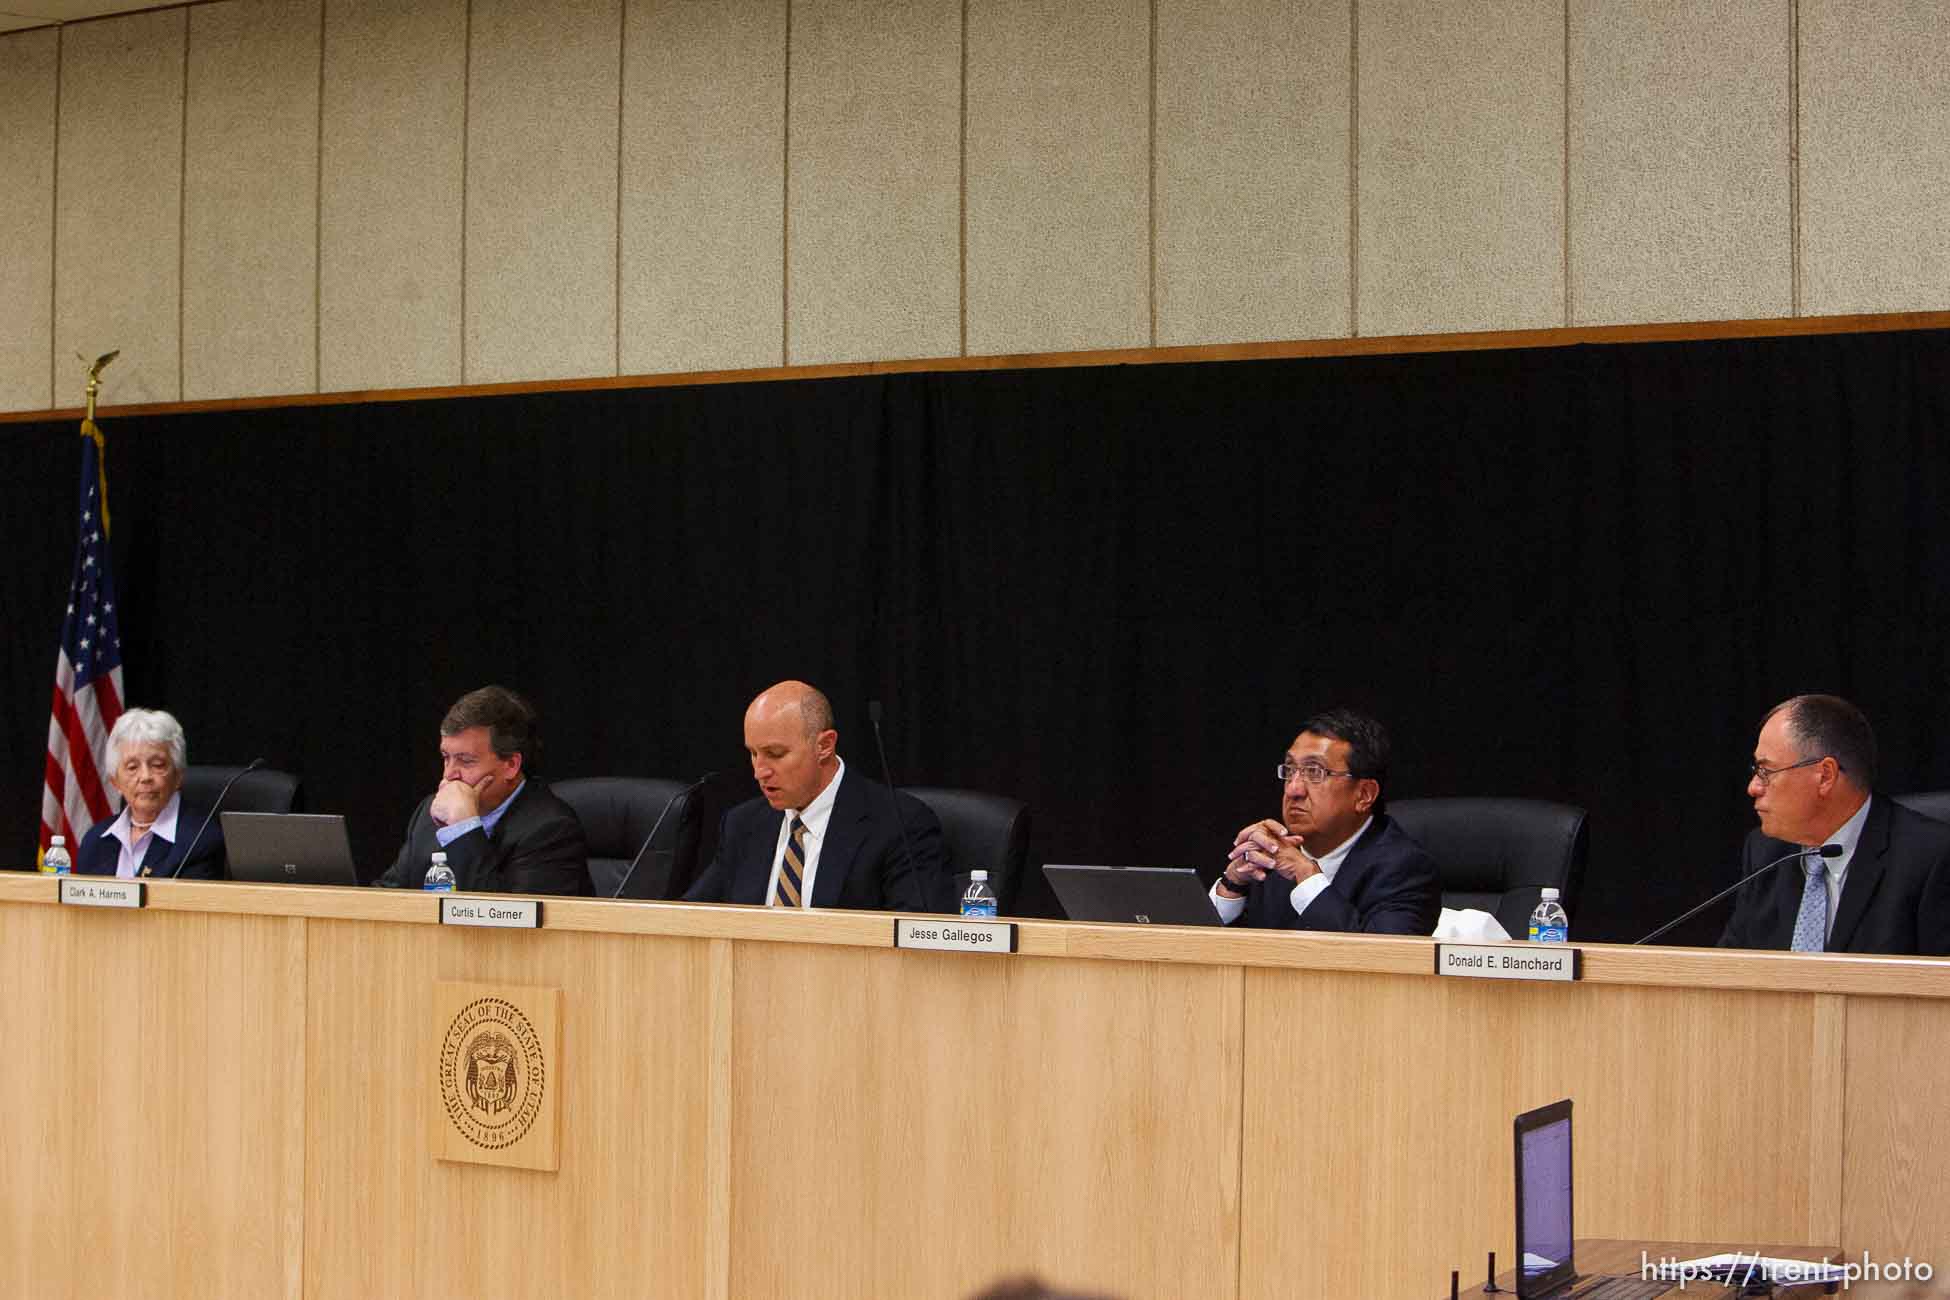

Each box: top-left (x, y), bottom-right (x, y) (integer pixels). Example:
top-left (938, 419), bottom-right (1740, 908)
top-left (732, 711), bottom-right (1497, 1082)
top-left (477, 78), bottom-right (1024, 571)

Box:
top-left (1515, 1099), bottom-right (1575, 1298)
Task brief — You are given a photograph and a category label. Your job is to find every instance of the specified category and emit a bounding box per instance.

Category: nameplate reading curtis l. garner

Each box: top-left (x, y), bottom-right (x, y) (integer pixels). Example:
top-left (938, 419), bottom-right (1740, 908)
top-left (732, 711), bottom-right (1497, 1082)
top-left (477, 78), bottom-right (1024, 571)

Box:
top-left (1436, 942), bottom-right (1580, 982)
top-left (59, 878), bottom-right (143, 909)
top-left (429, 981), bottom-right (562, 1172)
top-left (439, 896), bottom-right (541, 928)
top-left (894, 917), bottom-right (1017, 954)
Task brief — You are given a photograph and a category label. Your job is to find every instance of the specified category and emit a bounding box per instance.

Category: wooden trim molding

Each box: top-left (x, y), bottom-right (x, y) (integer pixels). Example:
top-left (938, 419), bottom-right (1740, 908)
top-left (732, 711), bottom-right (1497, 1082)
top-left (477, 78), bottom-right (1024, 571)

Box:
top-left (7, 309), bottom-right (1949, 427)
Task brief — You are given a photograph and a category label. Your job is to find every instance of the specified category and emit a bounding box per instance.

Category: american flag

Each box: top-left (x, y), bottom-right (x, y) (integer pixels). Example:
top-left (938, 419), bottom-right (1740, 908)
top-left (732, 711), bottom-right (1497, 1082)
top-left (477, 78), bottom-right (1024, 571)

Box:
top-left (39, 417), bottom-right (126, 864)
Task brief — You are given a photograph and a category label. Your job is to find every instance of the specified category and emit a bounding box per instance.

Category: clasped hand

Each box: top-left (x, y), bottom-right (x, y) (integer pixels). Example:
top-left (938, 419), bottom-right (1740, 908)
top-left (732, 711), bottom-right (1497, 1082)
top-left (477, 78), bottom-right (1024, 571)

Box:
top-left (1226, 819), bottom-right (1320, 885)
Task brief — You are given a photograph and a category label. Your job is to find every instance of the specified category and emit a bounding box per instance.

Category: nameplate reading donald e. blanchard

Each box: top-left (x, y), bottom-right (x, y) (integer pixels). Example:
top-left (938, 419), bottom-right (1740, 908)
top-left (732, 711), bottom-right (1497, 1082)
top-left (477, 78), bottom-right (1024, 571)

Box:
top-left (894, 916), bottom-right (1017, 954)
top-left (59, 878), bottom-right (144, 909)
top-left (440, 896), bottom-right (541, 929)
top-left (1435, 942), bottom-right (1579, 982)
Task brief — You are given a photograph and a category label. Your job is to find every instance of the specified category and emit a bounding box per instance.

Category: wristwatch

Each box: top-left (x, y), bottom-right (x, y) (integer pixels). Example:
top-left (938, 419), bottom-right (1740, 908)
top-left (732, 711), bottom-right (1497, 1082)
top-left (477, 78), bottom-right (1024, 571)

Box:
top-left (1215, 872), bottom-right (1249, 897)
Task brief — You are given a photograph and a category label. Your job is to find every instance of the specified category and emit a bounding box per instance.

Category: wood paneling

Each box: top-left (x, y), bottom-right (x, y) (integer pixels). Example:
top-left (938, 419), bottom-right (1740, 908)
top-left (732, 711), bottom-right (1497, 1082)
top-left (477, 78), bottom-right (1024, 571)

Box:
top-left (54, 8), bottom-right (187, 406)
top-left (0, 28), bottom-right (58, 412)
top-left (182, 0), bottom-right (320, 400)
top-left (1842, 995), bottom-right (1950, 1267)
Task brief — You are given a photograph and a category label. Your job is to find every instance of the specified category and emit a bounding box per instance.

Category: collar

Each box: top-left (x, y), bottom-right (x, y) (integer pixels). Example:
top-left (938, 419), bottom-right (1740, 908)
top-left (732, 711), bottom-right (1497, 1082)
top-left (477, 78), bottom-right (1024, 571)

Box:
top-left (1806, 794), bottom-right (1872, 880)
top-left (108, 790), bottom-right (183, 847)
top-left (787, 757), bottom-right (846, 838)
top-left (1313, 814), bottom-right (1374, 881)
top-left (480, 780), bottom-right (526, 837)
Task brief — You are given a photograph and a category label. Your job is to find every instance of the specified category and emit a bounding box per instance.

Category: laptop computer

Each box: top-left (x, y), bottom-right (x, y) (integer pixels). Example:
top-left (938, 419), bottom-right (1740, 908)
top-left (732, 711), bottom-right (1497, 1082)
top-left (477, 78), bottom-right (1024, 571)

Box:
top-left (221, 812), bottom-right (362, 886)
top-left (1514, 1100), bottom-right (1672, 1300)
top-left (1042, 864), bottom-right (1221, 926)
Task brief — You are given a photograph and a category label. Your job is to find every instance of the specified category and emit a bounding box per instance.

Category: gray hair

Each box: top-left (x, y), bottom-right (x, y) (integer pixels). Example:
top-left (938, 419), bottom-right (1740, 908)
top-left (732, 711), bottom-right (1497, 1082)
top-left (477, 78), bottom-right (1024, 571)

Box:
top-left (106, 708), bottom-right (187, 775)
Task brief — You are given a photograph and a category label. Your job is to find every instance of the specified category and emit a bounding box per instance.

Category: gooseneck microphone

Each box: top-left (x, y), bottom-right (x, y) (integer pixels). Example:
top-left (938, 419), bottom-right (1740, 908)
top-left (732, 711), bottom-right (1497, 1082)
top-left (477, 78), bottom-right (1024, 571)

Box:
top-left (866, 700), bottom-right (925, 909)
top-left (167, 757), bottom-right (266, 879)
top-left (1634, 842), bottom-right (1843, 946)
top-left (612, 773), bottom-right (715, 900)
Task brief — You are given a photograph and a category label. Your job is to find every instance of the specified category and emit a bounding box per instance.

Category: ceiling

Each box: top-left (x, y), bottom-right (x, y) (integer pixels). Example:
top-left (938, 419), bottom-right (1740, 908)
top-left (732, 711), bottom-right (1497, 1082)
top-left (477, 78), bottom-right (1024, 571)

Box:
top-left (0, 1), bottom-right (190, 36)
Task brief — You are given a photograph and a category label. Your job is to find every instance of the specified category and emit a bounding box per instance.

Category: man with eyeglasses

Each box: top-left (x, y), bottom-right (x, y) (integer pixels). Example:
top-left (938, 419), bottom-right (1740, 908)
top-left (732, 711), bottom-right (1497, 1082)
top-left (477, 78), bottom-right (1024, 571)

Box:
top-left (1719, 694), bottom-right (1950, 954)
top-left (1210, 708), bottom-right (1440, 933)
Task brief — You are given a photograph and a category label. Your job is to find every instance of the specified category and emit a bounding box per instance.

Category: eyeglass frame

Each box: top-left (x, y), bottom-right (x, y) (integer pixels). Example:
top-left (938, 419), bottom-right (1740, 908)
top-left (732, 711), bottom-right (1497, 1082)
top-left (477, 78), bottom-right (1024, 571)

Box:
top-left (1748, 754), bottom-right (1839, 788)
top-left (1275, 760), bottom-right (1361, 787)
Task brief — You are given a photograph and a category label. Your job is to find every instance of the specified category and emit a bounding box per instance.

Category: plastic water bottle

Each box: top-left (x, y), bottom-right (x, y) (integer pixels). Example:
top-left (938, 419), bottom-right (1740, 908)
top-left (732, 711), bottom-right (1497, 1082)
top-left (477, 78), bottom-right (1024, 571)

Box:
top-left (960, 869), bottom-right (998, 918)
top-left (423, 850), bottom-right (455, 892)
top-left (1528, 887), bottom-right (1568, 942)
top-left (42, 835), bottom-right (71, 876)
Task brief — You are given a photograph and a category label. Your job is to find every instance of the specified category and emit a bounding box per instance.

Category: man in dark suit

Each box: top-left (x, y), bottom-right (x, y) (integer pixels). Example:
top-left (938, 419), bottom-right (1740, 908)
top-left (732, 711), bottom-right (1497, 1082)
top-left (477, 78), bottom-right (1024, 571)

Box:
top-left (1720, 694), bottom-right (1950, 955)
top-left (683, 680), bottom-right (944, 911)
top-left (1212, 707), bottom-right (1439, 934)
top-left (375, 685), bottom-right (591, 895)
top-left (77, 707), bottom-right (226, 880)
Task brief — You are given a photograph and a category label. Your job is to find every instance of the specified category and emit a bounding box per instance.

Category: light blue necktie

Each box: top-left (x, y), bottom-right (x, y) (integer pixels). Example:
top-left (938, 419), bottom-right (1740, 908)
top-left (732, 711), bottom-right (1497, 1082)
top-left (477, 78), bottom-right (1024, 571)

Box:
top-left (1790, 855), bottom-right (1829, 952)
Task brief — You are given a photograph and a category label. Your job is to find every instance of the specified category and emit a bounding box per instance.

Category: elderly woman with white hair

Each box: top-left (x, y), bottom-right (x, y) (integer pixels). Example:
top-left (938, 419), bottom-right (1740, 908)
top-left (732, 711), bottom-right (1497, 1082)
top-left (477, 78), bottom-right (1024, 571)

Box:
top-left (76, 708), bottom-right (226, 879)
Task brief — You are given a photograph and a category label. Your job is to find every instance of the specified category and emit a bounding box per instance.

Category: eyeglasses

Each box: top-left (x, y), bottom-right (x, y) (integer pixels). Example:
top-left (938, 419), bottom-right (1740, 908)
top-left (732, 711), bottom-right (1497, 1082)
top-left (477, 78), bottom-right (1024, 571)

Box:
top-left (1748, 755), bottom-right (1833, 787)
top-left (1276, 760), bottom-right (1357, 786)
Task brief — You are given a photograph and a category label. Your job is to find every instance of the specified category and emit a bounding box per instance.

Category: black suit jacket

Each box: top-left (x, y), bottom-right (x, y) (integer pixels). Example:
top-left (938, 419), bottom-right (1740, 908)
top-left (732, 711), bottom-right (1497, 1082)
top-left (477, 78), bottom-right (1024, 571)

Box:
top-left (76, 802), bottom-right (226, 880)
top-left (1222, 812), bottom-right (1440, 934)
top-left (683, 771), bottom-right (945, 912)
top-left (1719, 797), bottom-right (1950, 955)
top-left (375, 779), bottom-right (592, 896)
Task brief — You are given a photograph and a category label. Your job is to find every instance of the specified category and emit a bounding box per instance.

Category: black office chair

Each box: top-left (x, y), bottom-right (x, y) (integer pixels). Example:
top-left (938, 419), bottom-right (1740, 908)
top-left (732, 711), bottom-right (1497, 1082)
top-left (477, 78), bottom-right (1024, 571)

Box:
top-left (553, 777), bottom-right (701, 899)
top-left (902, 786), bottom-right (1031, 915)
top-left (181, 764), bottom-right (304, 816)
top-left (1386, 797), bottom-right (1589, 940)
top-left (1894, 791), bottom-right (1950, 825)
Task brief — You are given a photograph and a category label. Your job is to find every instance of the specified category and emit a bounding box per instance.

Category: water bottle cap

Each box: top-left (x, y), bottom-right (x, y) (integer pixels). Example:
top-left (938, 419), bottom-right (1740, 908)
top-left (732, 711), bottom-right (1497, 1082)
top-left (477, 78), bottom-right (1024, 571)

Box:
top-left (971, 870), bottom-right (989, 881)
top-left (1540, 887), bottom-right (1560, 900)
top-left (431, 851), bottom-right (448, 864)
top-left (50, 835), bottom-right (65, 847)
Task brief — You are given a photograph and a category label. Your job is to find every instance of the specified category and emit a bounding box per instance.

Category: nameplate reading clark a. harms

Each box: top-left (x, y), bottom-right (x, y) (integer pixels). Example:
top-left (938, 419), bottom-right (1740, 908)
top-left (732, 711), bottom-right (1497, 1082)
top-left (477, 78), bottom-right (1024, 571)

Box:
top-left (429, 981), bottom-right (562, 1172)
top-left (59, 878), bottom-right (143, 909)
top-left (894, 917), bottom-right (1017, 953)
top-left (1436, 942), bottom-right (1580, 982)
top-left (440, 896), bottom-right (541, 929)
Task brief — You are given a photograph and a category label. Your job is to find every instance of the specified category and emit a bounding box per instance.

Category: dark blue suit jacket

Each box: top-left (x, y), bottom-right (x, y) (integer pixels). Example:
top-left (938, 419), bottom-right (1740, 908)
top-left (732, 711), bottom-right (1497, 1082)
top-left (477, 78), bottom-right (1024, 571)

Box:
top-left (1719, 797), bottom-right (1950, 955)
top-left (76, 801), bottom-right (226, 880)
top-left (683, 770), bottom-right (945, 912)
top-left (1223, 812), bottom-right (1440, 934)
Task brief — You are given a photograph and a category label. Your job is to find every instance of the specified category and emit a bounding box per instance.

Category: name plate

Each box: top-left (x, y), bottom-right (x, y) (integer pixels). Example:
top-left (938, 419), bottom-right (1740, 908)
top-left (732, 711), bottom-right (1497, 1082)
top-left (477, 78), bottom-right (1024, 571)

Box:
top-left (1436, 942), bottom-right (1579, 982)
top-left (894, 917), bottom-right (1017, 954)
top-left (59, 878), bottom-right (144, 909)
top-left (440, 896), bottom-right (541, 928)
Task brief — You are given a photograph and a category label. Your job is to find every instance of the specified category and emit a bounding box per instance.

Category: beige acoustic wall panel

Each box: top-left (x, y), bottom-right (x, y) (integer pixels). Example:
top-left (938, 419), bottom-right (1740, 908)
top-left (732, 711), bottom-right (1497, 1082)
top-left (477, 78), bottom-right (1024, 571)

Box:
top-left (466, 0), bottom-right (621, 384)
top-left (183, 0), bottom-right (321, 402)
top-left (1357, 0), bottom-right (1563, 336)
top-left (1155, 0), bottom-right (1350, 346)
top-left (966, 0), bottom-right (1150, 356)
top-left (318, 0), bottom-right (465, 393)
top-left (1570, 0), bottom-right (1789, 326)
top-left (0, 30), bottom-right (57, 412)
top-left (786, 0), bottom-right (960, 366)
top-left (54, 9), bottom-right (186, 407)
top-left (620, 0), bottom-right (785, 374)
top-left (1800, 0), bottom-right (1950, 315)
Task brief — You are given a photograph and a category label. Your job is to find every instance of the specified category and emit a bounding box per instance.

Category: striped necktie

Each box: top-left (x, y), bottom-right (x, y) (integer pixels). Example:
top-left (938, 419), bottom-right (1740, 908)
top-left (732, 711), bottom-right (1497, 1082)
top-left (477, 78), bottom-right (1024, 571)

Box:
top-left (774, 816), bottom-right (809, 907)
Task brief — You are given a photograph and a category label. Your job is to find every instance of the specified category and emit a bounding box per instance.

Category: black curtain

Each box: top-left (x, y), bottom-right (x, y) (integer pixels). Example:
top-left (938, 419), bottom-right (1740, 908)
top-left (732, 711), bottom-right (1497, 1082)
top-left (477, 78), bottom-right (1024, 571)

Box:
top-left (4, 327), bottom-right (1946, 941)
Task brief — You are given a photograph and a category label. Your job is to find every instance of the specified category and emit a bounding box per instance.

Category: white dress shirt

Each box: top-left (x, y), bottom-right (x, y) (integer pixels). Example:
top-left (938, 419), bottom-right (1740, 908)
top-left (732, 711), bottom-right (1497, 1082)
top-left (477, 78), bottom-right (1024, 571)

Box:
top-left (1807, 794), bottom-right (1872, 945)
top-left (767, 758), bottom-right (846, 907)
top-left (103, 791), bottom-right (183, 878)
top-left (1210, 815), bottom-right (1375, 923)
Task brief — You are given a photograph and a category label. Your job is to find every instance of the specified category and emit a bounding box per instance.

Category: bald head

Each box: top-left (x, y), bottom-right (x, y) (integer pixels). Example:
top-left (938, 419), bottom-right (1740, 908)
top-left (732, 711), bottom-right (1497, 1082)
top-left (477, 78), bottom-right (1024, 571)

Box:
top-left (744, 680), bottom-right (840, 810)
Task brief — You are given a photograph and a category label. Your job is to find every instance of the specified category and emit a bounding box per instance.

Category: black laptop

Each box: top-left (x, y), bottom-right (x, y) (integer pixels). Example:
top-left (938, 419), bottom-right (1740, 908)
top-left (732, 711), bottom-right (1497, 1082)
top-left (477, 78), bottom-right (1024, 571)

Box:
top-left (221, 812), bottom-right (361, 886)
top-left (1515, 1100), bottom-right (1671, 1300)
top-left (1042, 864), bottom-right (1221, 926)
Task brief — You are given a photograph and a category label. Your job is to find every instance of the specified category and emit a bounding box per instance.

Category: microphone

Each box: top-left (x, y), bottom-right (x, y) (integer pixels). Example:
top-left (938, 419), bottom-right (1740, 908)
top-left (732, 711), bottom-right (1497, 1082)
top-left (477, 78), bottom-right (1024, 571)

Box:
top-left (1634, 841), bottom-right (1842, 945)
top-left (866, 700), bottom-right (927, 911)
top-left (611, 773), bottom-right (713, 900)
top-left (166, 757), bottom-right (265, 879)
